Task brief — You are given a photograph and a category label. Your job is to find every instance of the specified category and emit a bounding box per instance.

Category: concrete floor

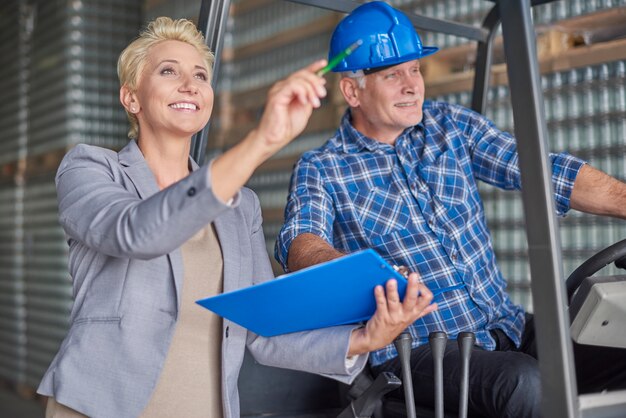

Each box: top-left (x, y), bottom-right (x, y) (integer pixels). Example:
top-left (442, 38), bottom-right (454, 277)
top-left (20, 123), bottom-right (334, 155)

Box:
top-left (0, 389), bottom-right (45, 418)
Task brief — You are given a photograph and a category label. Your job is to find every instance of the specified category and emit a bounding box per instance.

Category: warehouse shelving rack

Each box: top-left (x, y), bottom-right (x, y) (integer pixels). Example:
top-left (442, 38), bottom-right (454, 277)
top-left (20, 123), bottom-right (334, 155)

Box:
top-left (191, 1), bottom-right (626, 417)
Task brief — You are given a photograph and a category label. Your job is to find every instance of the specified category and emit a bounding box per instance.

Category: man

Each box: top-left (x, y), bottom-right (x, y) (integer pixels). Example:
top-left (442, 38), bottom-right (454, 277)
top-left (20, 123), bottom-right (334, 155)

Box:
top-left (275, 2), bottom-right (626, 417)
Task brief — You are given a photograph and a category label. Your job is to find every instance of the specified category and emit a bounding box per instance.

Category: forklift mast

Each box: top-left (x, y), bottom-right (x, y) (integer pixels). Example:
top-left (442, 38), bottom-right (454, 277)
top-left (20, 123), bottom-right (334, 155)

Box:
top-left (191, 1), bottom-right (626, 416)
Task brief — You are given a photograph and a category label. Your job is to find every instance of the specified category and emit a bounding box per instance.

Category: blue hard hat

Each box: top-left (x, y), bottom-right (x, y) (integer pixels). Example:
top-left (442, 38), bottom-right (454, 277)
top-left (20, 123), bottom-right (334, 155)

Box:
top-left (329, 1), bottom-right (438, 73)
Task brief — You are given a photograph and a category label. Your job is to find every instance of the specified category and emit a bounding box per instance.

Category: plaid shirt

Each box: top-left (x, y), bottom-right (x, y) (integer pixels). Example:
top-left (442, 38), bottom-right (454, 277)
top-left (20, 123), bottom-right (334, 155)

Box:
top-left (276, 102), bottom-right (585, 366)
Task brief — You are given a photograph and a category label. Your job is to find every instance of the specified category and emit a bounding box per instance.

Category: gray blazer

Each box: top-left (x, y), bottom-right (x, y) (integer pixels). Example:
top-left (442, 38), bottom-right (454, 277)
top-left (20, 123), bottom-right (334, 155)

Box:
top-left (37, 140), bottom-right (366, 418)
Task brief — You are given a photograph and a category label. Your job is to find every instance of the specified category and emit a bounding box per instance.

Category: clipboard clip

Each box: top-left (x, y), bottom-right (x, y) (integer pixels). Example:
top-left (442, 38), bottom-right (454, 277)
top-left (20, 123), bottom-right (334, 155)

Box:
top-left (392, 264), bottom-right (410, 279)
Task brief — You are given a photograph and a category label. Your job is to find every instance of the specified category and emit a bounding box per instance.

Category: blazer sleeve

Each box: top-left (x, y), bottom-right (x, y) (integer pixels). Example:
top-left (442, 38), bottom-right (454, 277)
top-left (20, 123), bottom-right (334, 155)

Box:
top-left (56, 144), bottom-right (233, 259)
top-left (244, 191), bottom-right (368, 383)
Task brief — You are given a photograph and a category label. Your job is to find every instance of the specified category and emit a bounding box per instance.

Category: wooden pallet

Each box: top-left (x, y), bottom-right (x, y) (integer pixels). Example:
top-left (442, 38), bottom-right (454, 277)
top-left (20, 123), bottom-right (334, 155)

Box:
top-left (0, 145), bottom-right (87, 184)
top-left (23, 148), bottom-right (69, 180)
top-left (426, 36), bottom-right (626, 97)
top-left (231, 14), bottom-right (339, 60)
top-left (422, 6), bottom-right (626, 96)
top-left (0, 160), bottom-right (22, 184)
top-left (550, 5), bottom-right (626, 47)
top-left (14, 382), bottom-right (37, 400)
top-left (211, 100), bottom-right (343, 150)
top-left (0, 378), bottom-right (45, 405)
top-left (231, 0), bottom-right (274, 16)
top-left (222, 6), bottom-right (340, 62)
top-left (262, 207), bottom-right (285, 224)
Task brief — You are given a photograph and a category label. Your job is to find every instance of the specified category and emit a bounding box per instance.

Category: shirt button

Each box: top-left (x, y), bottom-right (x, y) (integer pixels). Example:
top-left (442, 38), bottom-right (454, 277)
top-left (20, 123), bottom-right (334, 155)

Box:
top-left (187, 187), bottom-right (196, 197)
top-left (451, 254), bottom-right (457, 262)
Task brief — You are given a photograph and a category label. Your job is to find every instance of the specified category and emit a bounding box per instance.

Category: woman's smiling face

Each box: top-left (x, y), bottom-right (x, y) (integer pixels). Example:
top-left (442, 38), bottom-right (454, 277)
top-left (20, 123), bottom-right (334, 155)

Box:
top-left (133, 40), bottom-right (214, 140)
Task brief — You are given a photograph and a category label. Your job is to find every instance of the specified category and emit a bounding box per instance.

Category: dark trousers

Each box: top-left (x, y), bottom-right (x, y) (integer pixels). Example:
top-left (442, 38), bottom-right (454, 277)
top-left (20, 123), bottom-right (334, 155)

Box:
top-left (371, 315), bottom-right (626, 418)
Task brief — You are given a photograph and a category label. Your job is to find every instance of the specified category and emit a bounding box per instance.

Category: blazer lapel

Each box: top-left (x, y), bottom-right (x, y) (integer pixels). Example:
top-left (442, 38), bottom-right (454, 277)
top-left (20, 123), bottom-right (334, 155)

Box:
top-left (118, 140), bottom-right (160, 199)
top-left (214, 212), bottom-right (242, 293)
top-left (117, 140), bottom-right (185, 311)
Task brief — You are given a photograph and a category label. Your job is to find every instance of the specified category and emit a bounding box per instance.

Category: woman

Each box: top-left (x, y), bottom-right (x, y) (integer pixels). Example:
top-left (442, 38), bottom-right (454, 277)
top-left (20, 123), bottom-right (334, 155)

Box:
top-left (37, 17), bottom-right (435, 418)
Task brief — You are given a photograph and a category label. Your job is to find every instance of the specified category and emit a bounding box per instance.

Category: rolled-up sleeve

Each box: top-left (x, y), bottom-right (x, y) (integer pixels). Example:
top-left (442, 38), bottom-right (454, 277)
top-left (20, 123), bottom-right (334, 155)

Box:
top-left (550, 152), bottom-right (586, 216)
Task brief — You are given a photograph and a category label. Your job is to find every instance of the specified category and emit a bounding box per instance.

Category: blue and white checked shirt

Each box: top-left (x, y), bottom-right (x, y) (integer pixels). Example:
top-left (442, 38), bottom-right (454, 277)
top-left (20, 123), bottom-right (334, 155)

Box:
top-left (276, 102), bottom-right (585, 366)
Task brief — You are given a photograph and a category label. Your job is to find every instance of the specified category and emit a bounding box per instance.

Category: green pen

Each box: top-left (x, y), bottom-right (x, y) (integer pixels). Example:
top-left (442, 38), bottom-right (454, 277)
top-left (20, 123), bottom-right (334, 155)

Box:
top-left (316, 39), bottom-right (363, 76)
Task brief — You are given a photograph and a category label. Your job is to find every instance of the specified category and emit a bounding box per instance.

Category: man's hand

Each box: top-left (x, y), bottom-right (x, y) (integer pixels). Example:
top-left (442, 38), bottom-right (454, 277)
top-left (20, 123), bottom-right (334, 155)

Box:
top-left (348, 273), bottom-right (437, 356)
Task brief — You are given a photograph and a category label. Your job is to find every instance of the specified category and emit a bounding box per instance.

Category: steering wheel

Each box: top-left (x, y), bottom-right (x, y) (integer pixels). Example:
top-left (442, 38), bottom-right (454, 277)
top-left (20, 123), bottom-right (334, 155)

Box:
top-left (565, 238), bottom-right (626, 304)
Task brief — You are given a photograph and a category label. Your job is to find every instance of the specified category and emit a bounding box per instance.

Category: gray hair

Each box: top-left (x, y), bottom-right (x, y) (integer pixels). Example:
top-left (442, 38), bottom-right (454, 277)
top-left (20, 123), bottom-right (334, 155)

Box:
top-left (341, 70), bottom-right (366, 89)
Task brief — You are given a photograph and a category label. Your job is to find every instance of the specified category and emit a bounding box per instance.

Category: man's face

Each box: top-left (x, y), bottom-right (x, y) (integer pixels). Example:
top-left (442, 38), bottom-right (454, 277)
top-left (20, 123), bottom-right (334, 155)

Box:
top-left (346, 60), bottom-right (425, 144)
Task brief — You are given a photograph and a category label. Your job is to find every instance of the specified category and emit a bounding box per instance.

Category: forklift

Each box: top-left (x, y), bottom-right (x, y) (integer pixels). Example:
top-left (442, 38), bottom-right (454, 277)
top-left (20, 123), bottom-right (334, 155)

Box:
top-left (191, 1), bottom-right (626, 416)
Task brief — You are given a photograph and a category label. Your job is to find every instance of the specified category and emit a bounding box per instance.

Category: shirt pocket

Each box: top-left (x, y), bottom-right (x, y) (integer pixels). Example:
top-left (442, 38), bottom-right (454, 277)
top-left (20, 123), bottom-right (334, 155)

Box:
top-left (351, 185), bottom-right (411, 238)
top-left (419, 148), bottom-right (471, 209)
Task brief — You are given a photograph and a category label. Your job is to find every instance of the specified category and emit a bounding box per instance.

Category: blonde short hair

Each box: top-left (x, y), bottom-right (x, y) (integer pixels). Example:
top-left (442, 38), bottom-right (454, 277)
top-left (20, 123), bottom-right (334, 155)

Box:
top-left (117, 17), bottom-right (215, 139)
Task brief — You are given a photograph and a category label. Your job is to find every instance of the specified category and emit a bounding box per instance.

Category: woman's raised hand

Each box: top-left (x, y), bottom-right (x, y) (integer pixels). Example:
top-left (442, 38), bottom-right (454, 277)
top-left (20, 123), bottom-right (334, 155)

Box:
top-left (253, 60), bottom-right (328, 156)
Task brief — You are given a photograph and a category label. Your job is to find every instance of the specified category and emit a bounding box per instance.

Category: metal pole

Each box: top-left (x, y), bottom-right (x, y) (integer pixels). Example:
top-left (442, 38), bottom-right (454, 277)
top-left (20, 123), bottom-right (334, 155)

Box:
top-left (191, 0), bottom-right (232, 165)
top-left (471, 4), bottom-right (499, 114)
top-left (472, 0), bottom-right (559, 114)
top-left (288, 0), bottom-right (489, 42)
top-left (498, 0), bottom-right (579, 416)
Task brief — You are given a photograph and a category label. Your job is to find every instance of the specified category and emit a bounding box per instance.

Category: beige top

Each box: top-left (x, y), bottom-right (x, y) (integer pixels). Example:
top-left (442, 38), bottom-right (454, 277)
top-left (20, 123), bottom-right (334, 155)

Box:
top-left (141, 224), bottom-right (224, 418)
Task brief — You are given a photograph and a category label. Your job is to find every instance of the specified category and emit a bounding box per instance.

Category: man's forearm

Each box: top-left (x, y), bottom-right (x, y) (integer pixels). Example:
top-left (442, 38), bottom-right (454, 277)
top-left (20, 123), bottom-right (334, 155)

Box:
top-left (287, 233), bottom-right (344, 271)
top-left (570, 164), bottom-right (626, 219)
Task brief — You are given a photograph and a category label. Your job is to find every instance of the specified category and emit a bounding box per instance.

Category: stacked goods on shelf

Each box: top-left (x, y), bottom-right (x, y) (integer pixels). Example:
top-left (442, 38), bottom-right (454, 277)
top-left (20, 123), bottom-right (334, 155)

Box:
top-left (533, 0), bottom-right (626, 25)
top-left (21, 176), bottom-right (71, 389)
top-left (549, 60), bottom-right (626, 277)
top-left (0, 0), bottom-right (29, 168)
top-left (28, 0), bottom-right (140, 156)
top-left (22, 0), bottom-right (140, 391)
top-left (143, 0), bottom-right (201, 21)
top-left (0, 181), bottom-right (26, 387)
top-left (0, 0), bottom-right (29, 389)
top-left (408, 0), bottom-right (493, 49)
top-left (407, 0), bottom-right (626, 50)
top-left (0, 0), bottom-right (141, 393)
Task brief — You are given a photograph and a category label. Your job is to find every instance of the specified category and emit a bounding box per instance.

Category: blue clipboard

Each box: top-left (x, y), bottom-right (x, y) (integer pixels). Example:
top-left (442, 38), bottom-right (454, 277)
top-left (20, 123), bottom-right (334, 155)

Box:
top-left (196, 249), bottom-right (464, 337)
